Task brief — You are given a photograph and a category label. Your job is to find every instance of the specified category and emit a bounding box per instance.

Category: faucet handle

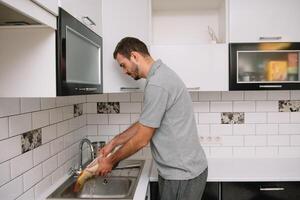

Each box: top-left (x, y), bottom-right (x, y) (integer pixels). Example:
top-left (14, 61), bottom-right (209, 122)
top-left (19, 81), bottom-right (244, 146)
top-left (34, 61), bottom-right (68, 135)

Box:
top-left (69, 167), bottom-right (82, 176)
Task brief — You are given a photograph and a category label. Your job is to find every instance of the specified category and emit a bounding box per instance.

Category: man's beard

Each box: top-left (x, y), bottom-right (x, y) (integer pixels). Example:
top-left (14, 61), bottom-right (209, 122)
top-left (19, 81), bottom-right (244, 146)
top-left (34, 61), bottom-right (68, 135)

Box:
top-left (132, 65), bottom-right (141, 80)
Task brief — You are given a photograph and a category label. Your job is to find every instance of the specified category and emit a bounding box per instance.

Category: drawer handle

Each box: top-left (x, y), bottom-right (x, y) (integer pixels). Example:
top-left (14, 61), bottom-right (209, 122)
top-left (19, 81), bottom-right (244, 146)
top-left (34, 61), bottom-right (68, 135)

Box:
top-left (259, 36), bottom-right (282, 40)
top-left (120, 87), bottom-right (140, 91)
top-left (82, 16), bottom-right (96, 26)
top-left (187, 87), bottom-right (200, 91)
top-left (260, 187), bottom-right (285, 191)
top-left (259, 85), bottom-right (282, 88)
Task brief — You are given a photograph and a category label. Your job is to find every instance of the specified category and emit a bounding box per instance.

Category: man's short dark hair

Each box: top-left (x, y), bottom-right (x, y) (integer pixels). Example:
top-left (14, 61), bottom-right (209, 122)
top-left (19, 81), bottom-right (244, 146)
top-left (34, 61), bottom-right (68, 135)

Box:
top-left (113, 37), bottom-right (150, 59)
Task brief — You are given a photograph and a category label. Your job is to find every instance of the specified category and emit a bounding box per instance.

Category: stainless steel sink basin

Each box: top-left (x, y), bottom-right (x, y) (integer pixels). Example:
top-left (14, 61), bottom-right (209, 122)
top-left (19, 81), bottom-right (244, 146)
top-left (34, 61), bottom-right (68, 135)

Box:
top-left (47, 160), bottom-right (144, 200)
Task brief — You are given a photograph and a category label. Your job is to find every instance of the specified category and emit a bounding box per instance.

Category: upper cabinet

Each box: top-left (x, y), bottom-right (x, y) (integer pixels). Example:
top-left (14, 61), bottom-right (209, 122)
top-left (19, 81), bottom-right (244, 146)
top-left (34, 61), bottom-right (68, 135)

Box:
top-left (59, 0), bottom-right (102, 36)
top-left (229, 0), bottom-right (300, 43)
top-left (31, 0), bottom-right (59, 16)
top-left (102, 0), bottom-right (150, 93)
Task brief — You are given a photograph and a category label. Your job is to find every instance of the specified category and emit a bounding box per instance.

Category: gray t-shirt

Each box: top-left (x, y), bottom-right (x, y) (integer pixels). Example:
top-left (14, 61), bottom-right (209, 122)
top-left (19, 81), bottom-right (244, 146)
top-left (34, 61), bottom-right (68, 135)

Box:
top-left (139, 59), bottom-right (207, 180)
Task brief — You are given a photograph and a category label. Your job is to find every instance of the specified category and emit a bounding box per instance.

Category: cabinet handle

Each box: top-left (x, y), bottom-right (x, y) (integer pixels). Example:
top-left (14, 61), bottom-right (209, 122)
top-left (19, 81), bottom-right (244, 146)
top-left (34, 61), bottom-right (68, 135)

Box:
top-left (259, 85), bottom-right (282, 88)
top-left (82, 16), bottom-right (96, 26)
top-left (187, 87), bottom-right (200, 91)
top-left (260, 187), bottom-right (285, 191)
top-left (120, 87), bottom-right (140, 91)
top-left (259, 36), bottom-right (282, 40)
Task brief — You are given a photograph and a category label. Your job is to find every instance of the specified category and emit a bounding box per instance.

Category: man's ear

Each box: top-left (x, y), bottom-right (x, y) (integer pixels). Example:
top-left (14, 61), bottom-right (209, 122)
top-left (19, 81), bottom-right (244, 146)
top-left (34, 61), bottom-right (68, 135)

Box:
top-left (130, 51), bottom-right (140, 63)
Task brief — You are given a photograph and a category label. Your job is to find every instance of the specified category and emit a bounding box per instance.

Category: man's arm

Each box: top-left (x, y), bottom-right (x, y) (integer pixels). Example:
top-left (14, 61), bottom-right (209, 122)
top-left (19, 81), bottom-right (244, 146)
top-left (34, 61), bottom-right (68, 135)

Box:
top-left (97, 123), bottom-right (155, 176)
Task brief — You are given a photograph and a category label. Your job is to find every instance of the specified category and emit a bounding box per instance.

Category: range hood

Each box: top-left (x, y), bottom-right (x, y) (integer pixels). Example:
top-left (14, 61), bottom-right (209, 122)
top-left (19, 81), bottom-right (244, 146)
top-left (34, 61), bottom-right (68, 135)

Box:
top-left (0, 2), bottom-right (40, 26)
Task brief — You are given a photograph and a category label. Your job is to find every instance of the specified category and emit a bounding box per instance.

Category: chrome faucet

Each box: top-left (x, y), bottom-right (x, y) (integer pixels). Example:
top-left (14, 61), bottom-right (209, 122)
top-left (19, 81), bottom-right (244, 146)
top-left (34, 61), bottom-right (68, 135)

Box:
top-left (79, 137), bottom-right (95, 172)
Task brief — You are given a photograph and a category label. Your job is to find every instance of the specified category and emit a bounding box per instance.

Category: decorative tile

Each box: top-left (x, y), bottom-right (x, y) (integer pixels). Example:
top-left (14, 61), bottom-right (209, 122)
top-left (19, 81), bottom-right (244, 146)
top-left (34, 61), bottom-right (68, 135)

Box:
top-left (279, 100), bottom-right (300, 112)
top-left (74, 104), bottom-right (83, 117)
top-left (221, 112), bottom-right (244, 124)
top-left (97, 102), bottom-right (120, 114)
top-left (21, 129), bottom-right (42, 154)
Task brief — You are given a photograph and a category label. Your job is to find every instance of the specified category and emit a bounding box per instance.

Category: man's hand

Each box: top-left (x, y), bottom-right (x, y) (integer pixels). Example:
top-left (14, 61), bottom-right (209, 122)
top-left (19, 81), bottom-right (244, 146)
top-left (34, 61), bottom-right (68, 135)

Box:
top-left (98, 141), bottom-right (115, 158)
top-left (96, 156), bottom-right (114, 176)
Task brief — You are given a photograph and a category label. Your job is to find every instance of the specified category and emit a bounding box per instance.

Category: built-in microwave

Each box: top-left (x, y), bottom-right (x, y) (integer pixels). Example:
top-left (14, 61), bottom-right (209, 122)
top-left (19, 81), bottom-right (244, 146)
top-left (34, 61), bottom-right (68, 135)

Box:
top-left (229, 43), bottom-right (300, 90)
top-left (57, 8), bottom-right (103, 96)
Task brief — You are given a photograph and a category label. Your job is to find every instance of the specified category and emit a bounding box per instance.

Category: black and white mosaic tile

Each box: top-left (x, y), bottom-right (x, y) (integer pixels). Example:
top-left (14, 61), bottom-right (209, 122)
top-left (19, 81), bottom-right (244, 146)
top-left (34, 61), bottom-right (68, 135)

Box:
top-left (74, 103), bottom-right (83, 117)
top-left (279, 100), bottom-right (300, 112)
top-left (221, 112), bottom-right (244, 124)
top-left (21, 128), bottom-right (42, 154)
top-left (97, 102), bottom-right (120, 114)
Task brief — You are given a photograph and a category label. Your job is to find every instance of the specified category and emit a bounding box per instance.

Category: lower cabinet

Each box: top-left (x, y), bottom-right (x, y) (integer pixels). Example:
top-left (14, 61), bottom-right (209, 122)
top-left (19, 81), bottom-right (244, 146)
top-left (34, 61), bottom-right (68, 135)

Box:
top-left (149, 181), bottom-right (219, 200)
top-left (222, 182), bottom-right (300, 200)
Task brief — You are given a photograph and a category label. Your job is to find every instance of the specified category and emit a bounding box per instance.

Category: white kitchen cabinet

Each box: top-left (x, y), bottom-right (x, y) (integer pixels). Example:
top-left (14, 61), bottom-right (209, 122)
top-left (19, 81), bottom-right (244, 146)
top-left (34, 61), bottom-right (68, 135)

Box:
top-left (150, 44), bottom-right (228, 91)
top-left (0, 27), bottom-right (56, 97)
top-left (229, 0), bottom-right (300, 43)
top-left (31, 0), bottom-right (59, 16)
top-left (59, 0), bottom-right (102, 36)
top-left (0, 0), bottom-right (57, 29)
top-left (102, 0), bottom-right (150, 93)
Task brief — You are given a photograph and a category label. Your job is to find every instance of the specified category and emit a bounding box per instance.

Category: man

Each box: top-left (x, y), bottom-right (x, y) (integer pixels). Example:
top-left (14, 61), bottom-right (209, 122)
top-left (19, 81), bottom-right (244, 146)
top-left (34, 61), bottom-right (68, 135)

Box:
top-left (97, 37), bottom-right (208, 200)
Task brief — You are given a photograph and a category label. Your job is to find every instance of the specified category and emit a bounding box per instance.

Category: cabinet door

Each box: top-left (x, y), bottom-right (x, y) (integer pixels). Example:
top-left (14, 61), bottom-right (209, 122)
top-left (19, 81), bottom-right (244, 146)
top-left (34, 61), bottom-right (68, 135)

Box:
top-left (60, 0), bottom-right (101, 36)
top-left (222, 182), bottom-right (300, 200)
top-left (102, 0), bottom-right (150, 93)
top-left (150, 44), bottom-right (228, 91)
top-left (229, 0), bottom-right (300, 42)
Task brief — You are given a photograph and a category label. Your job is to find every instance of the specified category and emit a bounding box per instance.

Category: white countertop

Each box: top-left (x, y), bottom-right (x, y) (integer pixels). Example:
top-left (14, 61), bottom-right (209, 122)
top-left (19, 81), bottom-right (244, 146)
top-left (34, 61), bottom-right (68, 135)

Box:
top-left (150, 158), bottom-right (300, 182)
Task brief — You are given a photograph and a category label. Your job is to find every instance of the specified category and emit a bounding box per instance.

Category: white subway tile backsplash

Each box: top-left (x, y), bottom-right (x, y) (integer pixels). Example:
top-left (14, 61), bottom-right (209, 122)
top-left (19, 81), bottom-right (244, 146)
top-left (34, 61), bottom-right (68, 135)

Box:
top-left (279, 124), bottom-right (300, 135)
top-left (98, 125), bottom-right (119, 136)
top-left (55, 97), bottom-right (69, 107)
top-left (16, 188), bottom-right (34, 200)
top-left (279, 147), bottom-right (300, 157)
top-left (267, 112), bottom-right (290, 123)
top-left (49, 108), bottom-right (63, 124)
top-left (10, 151), bottom-right (33, 179)
top-left (197, 125), bottom-right (210, 136)
top-left (291, 112), bottom-right (300, 123)
top-left (56, 120), bottom-right (69, 137)
top-left (32, 110), bottom-right (49, 129)
top-left (291, 135), bottom-right (300, 146)
top-left (0, 176), bottom-right (23, 200)
top-left (268, 135), bottom-right (290, 146)
top-left (256, 124), bottom-right (278, 135)
top-left (256, 101), bottom-right (278, 112)
top-left (119, 124), bottom-right (131, 132)
top-left (198, 113), bottom-right (220, 124)
top-left (57, 151), bottom-right (66, 166)
top-left (193, 102), bottom-right (209, 112)
top-left (34, 175), bottom-right (52, 200)
top-left (244, 91), bottom-right (267, 100)
top-left (108, 93), bottom-right (130, 102)
top-left (222, 136), bottom-right (244, 146)
top-left (9, 113), bottom-right (32, 137)
top-left (291, 91), bottom-right (300, 100)
top-left (41, 98), bottom-right (56, 110)
top-left (233, 147), bottom-right (255, 157)
top-left (210, 124), bottom-right (232, 136)
top-left (62, 106), bottom-right (73, 120)
top-left (244, 113), bottom-right (267, 124)
top-left (189, 92), bottom-right (198, 102)
top-left (0, 117), bottom-right (8, 140)
top-left (87, 94), bottom-right (108, 102)
top-left (33, 144), bottom-right (50, 166)
top-left (23, 164), bottom-right (43, 191)
top-left (245, 136), bottom-right (267, 146)
top-left (130, 114), bottom-right (140, 123)
top-left (221, 91), bottom-right (243, 101)
top-left (42, 125), bottom-right (57, 144)
top-left (210, 101), bottom-right (232, 112)
top-left (233, 101), bottom-right (255, 112)
top-left (267, 91), bottom-right (290, 100)
top-left (86, 103), bottom-right (97, 114)
top-left (87, 114), bottom-right (108, 125)
top-left (210, 147), bottom-right (232, 157)
top-left (0, 98), bottom-right (20, 117)
top-left (255, 147), bottom-right (278, 157)
top-left (109, 114), bottom-right (130, 125)
top-left (68, 95), bottom-right (84, 105)
top-left (0, 136), bottom-right (21, 163)
top-left (50, 137), bottom-right (64, 156)
top-left (20, 98), bottom-right (40, 113)
top-left (130, 93), bottom-right (144, 102)
top-left (51, 166), bottom-right (64, 184)
top-left (233, 124), bottom-right (255, 135)
top-left (87, 125), bottom-right (98, 136)
top-left (198, 92), bottom-right (221, 101)
top-left (88, 135), bottom-right (110, 143)
top-left (42, 155), bottom-right (58, 177)
top-left (120, 103), bottom-right (142, 113)
top-left (0, 161), bottom-right (10, 186)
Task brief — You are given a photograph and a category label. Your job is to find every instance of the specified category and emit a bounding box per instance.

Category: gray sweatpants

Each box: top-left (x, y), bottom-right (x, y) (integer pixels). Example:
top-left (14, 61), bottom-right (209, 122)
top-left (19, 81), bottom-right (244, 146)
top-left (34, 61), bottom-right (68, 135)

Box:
top-left (158, 168), bottom-right (208, 200)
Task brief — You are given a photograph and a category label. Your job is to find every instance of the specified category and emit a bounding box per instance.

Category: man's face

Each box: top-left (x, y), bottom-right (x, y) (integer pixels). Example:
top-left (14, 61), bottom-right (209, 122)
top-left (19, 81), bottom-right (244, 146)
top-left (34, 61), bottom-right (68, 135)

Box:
top-left (116, 53), bottom-right (141, 80)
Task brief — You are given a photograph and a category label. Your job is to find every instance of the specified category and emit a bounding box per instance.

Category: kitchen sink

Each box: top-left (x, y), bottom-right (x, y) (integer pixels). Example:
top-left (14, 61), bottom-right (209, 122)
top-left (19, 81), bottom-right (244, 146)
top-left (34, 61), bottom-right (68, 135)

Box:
top-left (47, 160), bottom-right (144, 200)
